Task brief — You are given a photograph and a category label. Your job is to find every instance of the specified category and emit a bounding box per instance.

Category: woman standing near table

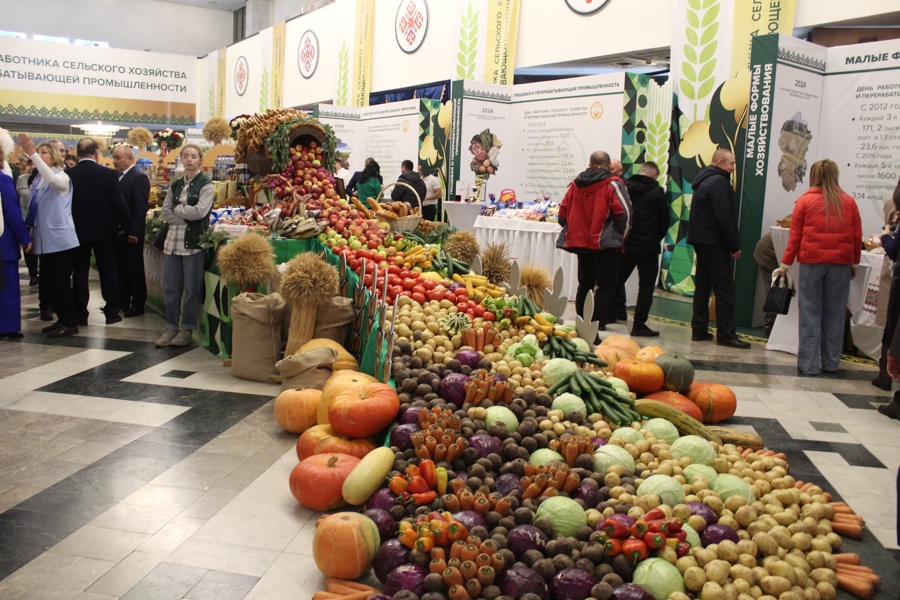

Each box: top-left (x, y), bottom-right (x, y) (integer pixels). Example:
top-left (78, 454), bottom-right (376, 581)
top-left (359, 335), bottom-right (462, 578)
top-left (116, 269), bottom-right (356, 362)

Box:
top-left (355, 160), bottom-right (382, 209)
top-left (776, 159), bottom-right (862, 376)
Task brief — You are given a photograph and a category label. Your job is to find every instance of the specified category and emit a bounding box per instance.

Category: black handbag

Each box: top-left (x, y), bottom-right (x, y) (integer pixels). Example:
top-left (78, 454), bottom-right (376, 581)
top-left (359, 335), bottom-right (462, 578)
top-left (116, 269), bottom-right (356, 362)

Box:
top-left (763, 272), bottom-right (795, 315)
top-left (153, 223), bottom-right (169, 251)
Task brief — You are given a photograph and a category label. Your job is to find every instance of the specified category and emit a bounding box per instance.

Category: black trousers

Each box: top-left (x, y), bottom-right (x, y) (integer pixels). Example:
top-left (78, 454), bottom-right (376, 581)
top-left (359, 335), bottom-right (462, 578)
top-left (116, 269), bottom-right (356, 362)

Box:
top-left (116, 240), bottom-right (147, 312)
top-left (38, 255), bottom-right (54, 311)
top-left (422, 202), bottom-right (438, 222)
top-left (72, 240), bottom-right (120, 320)
top-left (615, 252), bottom-right (660, 326)
top-left (23, 250), bottom-right (37, 279)
top-left (575, 249), bottom-right (620, 326)
top-left (692, 243), bottom-right (737, 340)
top-left (41, 249), bottom-right (76, 327)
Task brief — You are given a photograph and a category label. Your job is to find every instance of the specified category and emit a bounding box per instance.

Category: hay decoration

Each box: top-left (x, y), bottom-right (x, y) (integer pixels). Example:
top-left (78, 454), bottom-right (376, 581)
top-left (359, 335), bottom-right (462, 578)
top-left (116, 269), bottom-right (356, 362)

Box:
top-left (520, 263), bottom-right (551, 310)
top-left (216, 233), bottom-right (276, 289)
top-left (203, 117), bottom-right (232, 146)
top-left (128, 127), bottom-right (154, 150)
top-left (281, 252), bottom-right (340, 355)
top-left (481, 241), bottom-right (511, 286)
top-left (443, 230), bottom-right (480, 264)
top-left (95, 138), bottom-right (108, 152)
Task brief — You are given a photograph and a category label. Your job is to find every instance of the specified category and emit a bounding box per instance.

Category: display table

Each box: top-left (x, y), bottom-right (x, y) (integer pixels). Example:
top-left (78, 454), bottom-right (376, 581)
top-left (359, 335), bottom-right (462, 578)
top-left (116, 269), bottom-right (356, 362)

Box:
top-left (766, 226), bottom-right (886, 358)
top-left (444, 202), bottom-right (484, 232)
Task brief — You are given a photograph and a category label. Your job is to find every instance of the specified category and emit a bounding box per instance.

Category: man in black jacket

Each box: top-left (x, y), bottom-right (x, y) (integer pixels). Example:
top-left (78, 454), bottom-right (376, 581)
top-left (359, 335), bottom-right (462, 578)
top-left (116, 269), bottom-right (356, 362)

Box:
top-left (612, 162), bottom-right (669, 337)
top-left (687, 149), bottom-right (750, 348)
top-left (391, 160), bottom-right (427, 211)
top-left (69, 138), bottom-right (131, 325)
top-left (112, 145), bottom-right (150, 317)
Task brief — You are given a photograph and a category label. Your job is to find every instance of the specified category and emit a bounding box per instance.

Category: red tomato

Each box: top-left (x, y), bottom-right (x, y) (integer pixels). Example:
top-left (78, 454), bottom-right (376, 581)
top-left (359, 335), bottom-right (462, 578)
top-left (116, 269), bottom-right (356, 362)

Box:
top-left (363, 274), bottom-right (372, 287)
top-left (412, 285), bottom-right (426, 295)
top-left (422, 280), bottom-right (437, 291)
top-left (388, 265), bottom-right (400, 275)
top-left (483, 311), bottom-right (496, 322)
top-left (399, 269), bottom-right (411, 279)
top-left (466, 309), bottom-right (475, 319)
top-left (455, 288), bottom-right (470, 298)
top-left (444, 292), bottom-right (457, 302)
top-left (425, 290), bottom-right (443, 302)
top-left (402, 279), bottom-right (417, 291)
top-left (391, 285), bottom-right (404, 297)
top-left (388, 274), bottom-right (400, 286)
top-left (473, 304), bottom-right (486, 317)
top-left (457, 302), bottom-right (470, 313)
top-left (349, 258), bottom-right (361, 271)
top-left (365, 262), bottom-right (375, 274)
top-left (411, 292), bottom-right (426, 305)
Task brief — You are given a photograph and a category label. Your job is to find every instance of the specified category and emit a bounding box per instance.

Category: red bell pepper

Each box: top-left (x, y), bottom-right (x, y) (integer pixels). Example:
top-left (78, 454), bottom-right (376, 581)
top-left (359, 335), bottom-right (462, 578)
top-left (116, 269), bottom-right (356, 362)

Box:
top-left (643, 531), bottom-right (666, 550)
top-left (389, 475), bottom-right (409, 495)
top-left (642, 508), bottom-right (667, 522)
top-left (676, 541), bottom-right (691, 558)
top-left (408, 476), bottom-right (430, 494)
top-left (447, 521), bottom-right (468, 542)
top-left (419, 460), bottom-right (437, 490)
top-left (669, 529), bottom-right (687, 543)
top-left (646, 520), bottom-right (669, 534)
top-left (431, 520), bottom-right (452, 546)
top-left (630, 520), bottom-right (650, 537)
top-left (406, 464), bottom-right (421, 479)
top-left (604, 538), bottom-right (623, 557)
top-left (622, 538), bottom-right (649, 563)
top-left (412, 491), bottom-right (437, 505)
top-left (600, 517), bottom-right (631, 539)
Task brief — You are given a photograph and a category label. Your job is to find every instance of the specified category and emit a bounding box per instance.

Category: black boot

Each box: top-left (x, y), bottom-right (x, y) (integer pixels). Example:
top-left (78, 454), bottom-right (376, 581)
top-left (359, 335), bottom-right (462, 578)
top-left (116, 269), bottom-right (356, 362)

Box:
top-left (872, 345), bottom-right (892, 391)
top-left (877, 395), bottom-right (900, 420)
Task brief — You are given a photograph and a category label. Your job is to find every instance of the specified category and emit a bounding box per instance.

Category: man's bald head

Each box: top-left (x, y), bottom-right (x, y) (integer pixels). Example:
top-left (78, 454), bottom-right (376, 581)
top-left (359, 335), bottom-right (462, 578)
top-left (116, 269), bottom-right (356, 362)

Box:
top-left (589, 151), bottom-right (610, 168)
top-left (112, 145), bottom-right (135, 174)
top-left (610, 159), bottom-right (623, 176)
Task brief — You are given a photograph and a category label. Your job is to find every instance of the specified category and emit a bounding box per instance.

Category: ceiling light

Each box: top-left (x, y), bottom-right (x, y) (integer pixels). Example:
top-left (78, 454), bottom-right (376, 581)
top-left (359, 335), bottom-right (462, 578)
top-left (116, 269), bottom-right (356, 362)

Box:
top-left (78, 122), bottom-right (122, 137)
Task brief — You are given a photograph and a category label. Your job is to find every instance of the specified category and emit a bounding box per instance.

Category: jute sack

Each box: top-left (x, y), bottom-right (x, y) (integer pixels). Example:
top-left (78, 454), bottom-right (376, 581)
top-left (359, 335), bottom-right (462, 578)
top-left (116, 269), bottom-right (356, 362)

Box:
top-left (314, 296), bottom-right (354, 344)
top-left (276, 347), bottom-right (337, 392)
top-left (231, 292), bottom-right (286, 382)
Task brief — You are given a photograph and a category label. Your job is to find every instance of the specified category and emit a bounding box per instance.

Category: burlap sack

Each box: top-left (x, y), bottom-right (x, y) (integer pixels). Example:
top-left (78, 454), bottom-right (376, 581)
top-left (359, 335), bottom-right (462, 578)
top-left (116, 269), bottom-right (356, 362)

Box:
top-left (314, 296), bottom-right (354, 344)
top-left (276, 347), bottom-right (337, 392)
top-left (231, 292), bottom-right (286, 382)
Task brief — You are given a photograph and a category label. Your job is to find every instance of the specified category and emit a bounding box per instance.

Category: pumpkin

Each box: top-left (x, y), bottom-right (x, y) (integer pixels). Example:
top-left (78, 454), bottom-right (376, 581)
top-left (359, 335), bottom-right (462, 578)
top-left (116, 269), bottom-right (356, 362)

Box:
top-left (613, 359), bottom-right (665, 394)
top-left (316, 370), bottom-right (378, 425)
top-left (687, 381), bottom-right (738, 423)
top-left (296, 424), bottom-right (377, 461)
top-left (289, 453), bottom-right (359, 511)
top-left (595, 345), bottom-right (633, 366)
top-left (273, 389), bottom-right (321, 434)
top-left (633, 345), bottom-right (665, 363)
top-left (654, 352), bottom-right (695, 393)
top-left (329, 382), bottom-right (401, 439)
top-left (298, 338), bottom-right (359, 372)
top-left (313, 512), bottom-right (380, 579)
top-left (643, 391), bottom-right (705, 422)
top-left (599, 335), bottom-right (641, 358)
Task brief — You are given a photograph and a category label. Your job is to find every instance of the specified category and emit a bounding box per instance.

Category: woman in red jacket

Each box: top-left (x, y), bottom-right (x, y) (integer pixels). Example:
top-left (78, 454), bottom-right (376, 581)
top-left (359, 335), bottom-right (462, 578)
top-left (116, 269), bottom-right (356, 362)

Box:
top-left (776, 159), bottom-right (862, 376)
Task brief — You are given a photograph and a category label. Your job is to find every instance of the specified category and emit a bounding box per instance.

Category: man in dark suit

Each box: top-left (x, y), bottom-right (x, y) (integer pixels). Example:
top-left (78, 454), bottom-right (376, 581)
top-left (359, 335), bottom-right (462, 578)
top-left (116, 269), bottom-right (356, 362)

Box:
top-left (68, 138), bottom-right (131, 325)
top-left (391, 160), bottom-right (427, 210)
top-left (112, 145), bottom-right (150, 317)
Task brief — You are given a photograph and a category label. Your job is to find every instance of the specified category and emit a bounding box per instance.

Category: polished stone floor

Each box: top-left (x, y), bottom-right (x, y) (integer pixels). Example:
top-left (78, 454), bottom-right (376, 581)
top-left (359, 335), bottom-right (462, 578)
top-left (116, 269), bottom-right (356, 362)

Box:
top-left (0, 265), bottom-right (898, 599)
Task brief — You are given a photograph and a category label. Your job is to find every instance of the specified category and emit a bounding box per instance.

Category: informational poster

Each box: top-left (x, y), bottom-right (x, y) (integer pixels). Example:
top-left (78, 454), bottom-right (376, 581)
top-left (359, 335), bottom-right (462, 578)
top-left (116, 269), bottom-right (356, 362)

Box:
top-left (314, 105), bottom-right (365, 175)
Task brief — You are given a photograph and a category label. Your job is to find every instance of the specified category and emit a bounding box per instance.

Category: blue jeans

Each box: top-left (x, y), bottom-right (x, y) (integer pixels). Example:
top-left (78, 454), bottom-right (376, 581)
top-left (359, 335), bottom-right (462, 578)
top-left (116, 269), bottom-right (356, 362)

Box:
top-left (797, 263), bottom-right (851, 374)
top-left (163, 252), bottom-right (205, 332)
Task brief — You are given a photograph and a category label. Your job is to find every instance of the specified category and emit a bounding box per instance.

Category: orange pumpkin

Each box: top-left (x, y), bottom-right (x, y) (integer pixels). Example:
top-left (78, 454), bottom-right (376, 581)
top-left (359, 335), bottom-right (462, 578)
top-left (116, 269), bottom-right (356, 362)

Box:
top-left (329, 382), bottom-right (400, 439)
top-left (599, 335), bottom-right (641, 358)
top-left (687, 381), bottom-right (737, 423)
top-left (290, 453), bottom-right (359, 511)
top-left (313, 512), bottom-right (380, 579)
top-left (273, 389), bottom-right (321, 434)
top-left (643, 391), bottom-right (705, 422)
top-left (316, 370), bottom-right (378, 425)
top-left (613, 359), bottom-right (665, 394)
top-left (298, 338), bottom-right (360, 371)
top-left (595, 345), bottom-right (633, 366)
top-left (633, 346), bottom-right (665, 363)
top-left (296, 424), bottom-right (377, 461)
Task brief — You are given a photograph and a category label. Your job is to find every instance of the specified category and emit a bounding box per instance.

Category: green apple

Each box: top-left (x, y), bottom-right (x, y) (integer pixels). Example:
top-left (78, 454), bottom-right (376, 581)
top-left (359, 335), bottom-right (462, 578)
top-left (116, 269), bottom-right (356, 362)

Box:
top-left (326, 230), bottom-right (338, 239)
top-left (325, 239), bottom-right (336, 248)
top-left (317, 233), bottom-right (328, 243)
top-left (336, 238), bottom-right (347, 247)
top-left (349, 239), bottom-right (362, 250)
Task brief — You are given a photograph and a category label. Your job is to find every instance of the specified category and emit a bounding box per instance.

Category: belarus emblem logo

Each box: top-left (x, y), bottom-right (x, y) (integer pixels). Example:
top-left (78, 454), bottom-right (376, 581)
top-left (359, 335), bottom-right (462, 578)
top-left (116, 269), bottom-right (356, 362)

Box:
top-left (298, 30), bottom-right (319, 79)
top-left (565, 0), bottom-right (613, 16)
top-left (395, 0), bottom-right (428, 54)
top-left (234, 56), bottom-right (249, 96)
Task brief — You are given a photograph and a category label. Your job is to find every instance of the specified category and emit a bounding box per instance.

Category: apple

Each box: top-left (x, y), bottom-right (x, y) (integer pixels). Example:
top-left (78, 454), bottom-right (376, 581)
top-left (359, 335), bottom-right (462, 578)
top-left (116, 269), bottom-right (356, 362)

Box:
top-left (349, 239), bottom-right (362, 250)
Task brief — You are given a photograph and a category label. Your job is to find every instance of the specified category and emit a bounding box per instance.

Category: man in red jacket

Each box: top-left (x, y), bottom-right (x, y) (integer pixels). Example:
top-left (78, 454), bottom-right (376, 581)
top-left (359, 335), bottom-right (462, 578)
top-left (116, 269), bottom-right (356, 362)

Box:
top-left (558, 151), bottom-right (632, 333)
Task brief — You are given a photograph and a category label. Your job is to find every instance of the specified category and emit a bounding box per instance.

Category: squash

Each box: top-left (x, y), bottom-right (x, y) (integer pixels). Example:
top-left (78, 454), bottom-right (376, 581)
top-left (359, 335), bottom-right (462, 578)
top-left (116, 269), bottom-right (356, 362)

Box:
top-left (342, 447), bottom-right (395, 505)
top-left (296, 424), bottom-right (377, 461)
top-left (313, 512), bottom-right (380, 579)
top-left (613, 359), bottom-right (665, 394)
top-left (289, 453), bottom-right (359, 511)
top-left (687, 381), bottom-right (738, 423)
top-left (595, 345), bottom-right (633, 366)
top-left (643, 391), bottom-right (705, 422)
top-left (316, 370), bottom-right (378, 425)
top-left (634, 345), bottom-right (665, 363)
top-left (273, 389), bottom-right (321, 434)
top-left (654, 352), bottom-right (695, 393)
top-left (599, 334), bottom-right (641, 358)
top-left (329, 382), bottom-right (401, 439)
top-left (298, 338), bottom-right (359, 372)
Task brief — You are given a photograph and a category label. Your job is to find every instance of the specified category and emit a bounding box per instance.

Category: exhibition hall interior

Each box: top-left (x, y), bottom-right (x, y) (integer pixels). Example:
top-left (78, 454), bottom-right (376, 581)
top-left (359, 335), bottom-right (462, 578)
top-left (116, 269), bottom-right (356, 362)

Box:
top-left (1, 1), bottom-right (900, 599)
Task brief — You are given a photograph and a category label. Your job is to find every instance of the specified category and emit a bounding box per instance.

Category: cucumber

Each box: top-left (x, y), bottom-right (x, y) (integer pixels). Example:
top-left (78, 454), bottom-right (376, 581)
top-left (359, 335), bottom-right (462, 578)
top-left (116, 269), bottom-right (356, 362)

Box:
top-left (546, 373), bottom-right (573, 395)
top-left (568, 372), bottom-right (582, 397)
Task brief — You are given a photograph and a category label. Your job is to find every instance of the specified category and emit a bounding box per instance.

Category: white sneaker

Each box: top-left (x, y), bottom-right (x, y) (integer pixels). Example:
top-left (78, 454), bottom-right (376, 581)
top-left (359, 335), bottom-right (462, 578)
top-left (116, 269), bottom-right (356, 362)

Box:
top-left (169, 329), bottom-right (194, 347)
top-left (155, 330), bottom-right (177, 348)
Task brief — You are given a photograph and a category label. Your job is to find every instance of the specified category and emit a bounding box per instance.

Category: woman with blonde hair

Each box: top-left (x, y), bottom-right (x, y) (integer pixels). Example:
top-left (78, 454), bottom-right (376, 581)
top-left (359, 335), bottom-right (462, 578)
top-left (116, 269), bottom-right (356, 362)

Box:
top-left (157, 143), bottom-right (214, 348)
top-left (0, 130), bottom-right (32, 338)
top-left (776, 159), bottom-right (862, 376)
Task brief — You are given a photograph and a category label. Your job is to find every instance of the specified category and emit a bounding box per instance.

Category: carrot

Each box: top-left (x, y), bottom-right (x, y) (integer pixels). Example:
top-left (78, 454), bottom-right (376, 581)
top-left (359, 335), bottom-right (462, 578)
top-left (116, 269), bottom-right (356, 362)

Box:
top-left (801, 482), bottom-right (813, 492)
top-left (476, 328), bottom-right (484, 352)
top-left (831, 520), bottom-right (863, 539)
top-left (465, 578), bottom-right (482, 599)
top-left (458, 491), bottom-right (474, 511)
top-left (312, 593), bottom-right (341, 600)
top-left (431, 558), bottom-right (448, 574)
top-left (448, 584), bottom-right (472, 600)
top-left (836, 574), bottom-right (874, 599)
top-left (325, 583), bottom-right (362, 595)
top-left (741, 448), bottom-right (753, 458)
top-left (460, 559), bottom-right (477, 580)
top-left (823, 492), bottom-right (833, 502)
top-left (830, 501), bottom-right (850, 507)
top-left (835, 567), bottom-right (880, 588)
top-left (445, 443), bottom-right (461, 463)
top-left (490, 552), bottom-right (505, 572)
top-left (794, 480), bottom-right (805, 489)
top-left (479, 539), bottom-right (498, 556)
top-left (834, 553), bottom-right (861, 565)
top-left (324, 579), bottom-right (379, 594)
top-left (494, 497), bottom-right (512, 516)
top-left (832, 514), bottom-right (864, 524)
top-left (773, 452), bottom-right (786, 460)
top-left (431, 547), bottom-right (446, 561)
top-left (442, 567), bottom-right (464, 588)
top-left (477, 565), bottom-right (496, 586)
top-left (475, 553), bottom-right (492, 568)
top-left (831, 504), bottom-right (855, 514)
top-left (450, 540), bottom-right (466, 561)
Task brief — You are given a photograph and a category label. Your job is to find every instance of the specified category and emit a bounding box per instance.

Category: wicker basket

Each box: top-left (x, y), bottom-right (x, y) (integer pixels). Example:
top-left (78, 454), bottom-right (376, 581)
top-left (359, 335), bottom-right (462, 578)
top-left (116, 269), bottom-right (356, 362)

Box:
top-left (377, 182), bottom-right (422, 232)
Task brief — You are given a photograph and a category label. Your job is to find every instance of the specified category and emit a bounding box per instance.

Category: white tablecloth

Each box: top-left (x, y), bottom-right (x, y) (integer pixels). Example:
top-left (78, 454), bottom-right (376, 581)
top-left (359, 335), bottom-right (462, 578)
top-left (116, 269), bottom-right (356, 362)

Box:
top-left (766, 226), bottom-right (886, 357)
top-left (444, 202), bottom-right (484, 232)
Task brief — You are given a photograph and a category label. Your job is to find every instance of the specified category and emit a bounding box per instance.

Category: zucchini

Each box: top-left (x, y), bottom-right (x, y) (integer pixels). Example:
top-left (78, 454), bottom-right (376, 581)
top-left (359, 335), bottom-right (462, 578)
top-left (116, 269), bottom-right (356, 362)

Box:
top-left (341, 447), bottom-right (395, 505)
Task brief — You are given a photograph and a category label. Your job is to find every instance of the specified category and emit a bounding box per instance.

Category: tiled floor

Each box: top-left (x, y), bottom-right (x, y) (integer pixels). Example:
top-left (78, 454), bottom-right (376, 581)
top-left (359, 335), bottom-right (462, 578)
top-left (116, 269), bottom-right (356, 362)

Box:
top-left (0, 266), bottom-right (898, 599)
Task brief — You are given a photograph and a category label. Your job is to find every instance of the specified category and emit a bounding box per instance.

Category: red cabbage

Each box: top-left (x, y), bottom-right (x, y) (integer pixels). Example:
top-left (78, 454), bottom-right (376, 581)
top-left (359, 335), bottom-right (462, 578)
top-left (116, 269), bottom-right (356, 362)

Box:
top-left (364, 487), bottom-right (396, 512)
top-left (550, 568), bottom-right (598, 600)
top-left (454, 472), bottom-right (468, 483)
top-left (440, 373), bottom-right (471, 405)
top-left (686, 501), bottom-right (718, 528)
top-left (492, 373), bottom-right (508, 382)
top-left (373, 539), bottom-right (410, 583)
top-left (593, 437), bottom-right (607, 447)
top-left (390, 423), bottom-right (421, 451)
top-left (455, 349), bottom-right (482, 369)
top-left (384, 563), bottom-right (428, 596)
top-left (363, 508), bottom-right (396, 545)
top-left (400, 406), bottom-right (421, 424)
top-left (498, 565), bottom-right (549, 600)
top-left (610, 583), bottom-right (654, 600)
top-left (452, 510), bottom-right (487, 531)
top-left (507, 524), bottom-right (549, 560)
top-left (495, 472), bottom-right (523, 496)
top-left (700, 523), bottom-right (740, 546)
top-left (449, 283), bottom-right (466, 292)
top-left (469, 434), bottom-right (502, 459)
top-left (571, 483), bottom-right (601, 509)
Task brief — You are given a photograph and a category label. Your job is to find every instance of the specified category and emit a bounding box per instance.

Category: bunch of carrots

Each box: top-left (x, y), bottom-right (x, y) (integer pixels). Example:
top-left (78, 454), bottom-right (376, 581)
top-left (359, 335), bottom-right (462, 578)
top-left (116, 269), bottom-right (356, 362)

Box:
top-left (433, 537), bottom-right (505, 600)
top-left (547, 435), bottom-right (596, 468)
top-left (441, 478), bottom-right (512, 516)
top-left (833, 553), bottom-right (881, 600)
top-left (312, 579), bottom-right (380, 600)
top-left (412, 407), bottom-right (467, 462)
top-left (520, 462), bottom-right (581, 499)
top-left (458, 324), bottom-right (501, 354)
top-left (463, 371), bottom-right (515, 405)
